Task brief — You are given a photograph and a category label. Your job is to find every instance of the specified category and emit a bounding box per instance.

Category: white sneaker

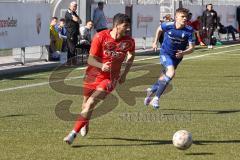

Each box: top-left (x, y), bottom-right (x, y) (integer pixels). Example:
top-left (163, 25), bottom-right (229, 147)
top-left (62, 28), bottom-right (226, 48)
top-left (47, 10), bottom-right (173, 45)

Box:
top-left (63, 131), bottom-right (76, 145)
top-left (144, 88), bottom-right (152, 106)
top-left (144, 97), bottom-right (152, 106)
top-left (80, 124), bottom-right (89, 137)
top-left (150, 97), bottom-right (160, 109)
top-left (207, 45), bottom-right (213, 49)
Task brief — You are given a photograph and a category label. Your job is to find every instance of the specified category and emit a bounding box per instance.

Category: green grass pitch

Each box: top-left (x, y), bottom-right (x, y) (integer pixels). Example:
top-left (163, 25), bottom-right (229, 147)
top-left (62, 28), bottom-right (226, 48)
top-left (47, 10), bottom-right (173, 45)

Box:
top-left (0, 44), bottom-right (240, 160)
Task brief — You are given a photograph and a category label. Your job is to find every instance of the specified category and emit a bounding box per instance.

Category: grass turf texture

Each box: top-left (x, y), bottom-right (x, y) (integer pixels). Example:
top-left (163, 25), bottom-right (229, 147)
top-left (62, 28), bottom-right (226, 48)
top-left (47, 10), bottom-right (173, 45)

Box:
top-left (0, 44), bottom-right (240, 160)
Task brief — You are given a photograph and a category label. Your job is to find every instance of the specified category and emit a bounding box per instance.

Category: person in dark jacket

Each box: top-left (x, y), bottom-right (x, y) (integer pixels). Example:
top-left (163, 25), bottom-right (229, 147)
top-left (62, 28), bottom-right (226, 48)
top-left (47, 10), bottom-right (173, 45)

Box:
top-left (65, 1), bottom-right (82, 65)
top-left (202, 4), bottom-right (218, 49)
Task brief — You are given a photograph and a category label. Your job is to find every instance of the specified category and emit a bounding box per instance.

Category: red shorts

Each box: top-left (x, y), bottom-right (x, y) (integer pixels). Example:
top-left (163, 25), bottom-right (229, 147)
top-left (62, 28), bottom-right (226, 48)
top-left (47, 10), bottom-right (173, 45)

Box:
top-left (83, 75), bottom-right (118, 97)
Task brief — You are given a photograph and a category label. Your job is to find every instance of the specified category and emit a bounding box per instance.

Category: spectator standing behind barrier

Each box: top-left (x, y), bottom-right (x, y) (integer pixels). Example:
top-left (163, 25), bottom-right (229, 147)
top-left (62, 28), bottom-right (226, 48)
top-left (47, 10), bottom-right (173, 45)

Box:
top-left (65, 1), bottom-right (81, 65)
top-left (49, 17), bottom-right (62, 61)
top-left (202, 3), bottom-right (218, 49)
top-left (79, 20), bottom-right (94, 51)
top-left (93, 2), bottom-right (108, 32)
top-left (55, 18), bottom-right (67, 52)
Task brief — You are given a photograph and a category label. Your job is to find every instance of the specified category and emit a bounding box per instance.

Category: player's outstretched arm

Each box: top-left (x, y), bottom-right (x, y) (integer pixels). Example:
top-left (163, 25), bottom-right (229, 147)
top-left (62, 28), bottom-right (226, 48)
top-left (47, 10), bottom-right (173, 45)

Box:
top-left (152, 27), bottom-right (163, 51)
top-left (87, 54), bottom-right (110, 72)
top-left (119, 51), bottom-right (135, 84)
top-left (184, 43), bottom-right (195, 55)
top-left (175, 43), bottom-right (195, 59)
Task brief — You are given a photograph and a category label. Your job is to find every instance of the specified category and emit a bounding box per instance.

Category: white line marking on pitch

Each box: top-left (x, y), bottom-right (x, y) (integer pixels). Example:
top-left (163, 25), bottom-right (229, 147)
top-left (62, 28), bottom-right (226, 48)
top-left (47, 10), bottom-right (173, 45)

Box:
top-left (2, 43), bottom-right (240, 82)
top-left (0, 76), bottom-right (83, 92)
top-left (1, 48), bottom-right (240, 92)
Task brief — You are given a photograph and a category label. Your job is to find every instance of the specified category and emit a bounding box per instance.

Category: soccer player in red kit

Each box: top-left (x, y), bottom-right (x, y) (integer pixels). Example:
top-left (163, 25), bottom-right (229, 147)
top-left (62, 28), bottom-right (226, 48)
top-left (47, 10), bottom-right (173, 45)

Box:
top-left (64, 13), bottom-right (135, 145)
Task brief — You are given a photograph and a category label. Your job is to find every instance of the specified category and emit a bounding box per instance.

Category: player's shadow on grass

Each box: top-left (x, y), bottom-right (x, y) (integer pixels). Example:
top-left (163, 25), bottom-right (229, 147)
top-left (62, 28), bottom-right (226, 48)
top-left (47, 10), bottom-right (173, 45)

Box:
top-left (0, 113), bottom-right (38, 118)
top-left (72, 137), bottom-right (240, 148)
top-left (162, 108), bottom-right (240, 115)
top-left (72, 137), bottom-right (172, 148)
top-left (185, 153), bottom-right (215, 156)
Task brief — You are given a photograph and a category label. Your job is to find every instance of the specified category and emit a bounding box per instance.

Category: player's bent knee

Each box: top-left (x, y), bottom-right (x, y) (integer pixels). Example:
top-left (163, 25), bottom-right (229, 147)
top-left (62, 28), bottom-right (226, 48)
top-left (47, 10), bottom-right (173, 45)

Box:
top-left (86, 97), bottom-right (101, 108)
top-left (161, 72), bottom-right (174, 80)
top-left (165, 66), bottom-right (175, 78)
top-left (166, 70), bottom-right (175, 78)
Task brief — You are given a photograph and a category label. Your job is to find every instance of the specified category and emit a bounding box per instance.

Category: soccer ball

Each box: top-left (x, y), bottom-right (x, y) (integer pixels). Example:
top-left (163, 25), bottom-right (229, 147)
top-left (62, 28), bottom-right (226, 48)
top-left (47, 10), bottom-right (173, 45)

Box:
top-left (172, 130), bottom-right (192, 150)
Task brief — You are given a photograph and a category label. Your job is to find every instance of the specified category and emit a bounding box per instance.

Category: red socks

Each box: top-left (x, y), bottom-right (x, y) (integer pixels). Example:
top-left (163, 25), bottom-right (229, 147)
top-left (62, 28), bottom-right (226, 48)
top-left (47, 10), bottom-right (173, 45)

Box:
top-left (73, 116), bottom-right (89, 133)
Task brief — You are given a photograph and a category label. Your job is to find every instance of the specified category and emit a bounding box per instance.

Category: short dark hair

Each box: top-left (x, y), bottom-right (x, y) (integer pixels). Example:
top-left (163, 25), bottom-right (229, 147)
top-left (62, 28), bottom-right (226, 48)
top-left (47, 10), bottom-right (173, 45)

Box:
top-left (206, 3), bottom-right (213, 8)
top-left (52, 17), bottom-right (58, 20)
top-left (175, 8), bottom-right (189, 15)
top-left (113, 13), bottom-right (131, 27)
top-left (86, 20), bottom-right (94, 24)
top-left (98, 2), bottom-right (104, 6)
top-left (60, 18), bottom-right (65, 22)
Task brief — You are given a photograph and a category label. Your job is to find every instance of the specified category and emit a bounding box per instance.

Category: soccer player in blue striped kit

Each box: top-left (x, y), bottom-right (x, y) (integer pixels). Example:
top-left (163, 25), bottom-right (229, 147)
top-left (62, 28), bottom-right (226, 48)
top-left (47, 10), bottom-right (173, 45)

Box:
top-left (144, 8), bottom-right (195, 109)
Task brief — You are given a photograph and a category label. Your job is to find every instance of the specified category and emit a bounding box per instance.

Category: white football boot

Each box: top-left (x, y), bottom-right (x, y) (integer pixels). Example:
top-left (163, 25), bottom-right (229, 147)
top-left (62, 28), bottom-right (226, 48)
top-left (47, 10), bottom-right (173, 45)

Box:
top-left (144, 88), bottom-right (152, 106)
top-left (63, 131), bottom-right (77, 145)
top-left (80, 124), bottom-right (89, 137)
top-left (150, 96), bottom-right (160, 109)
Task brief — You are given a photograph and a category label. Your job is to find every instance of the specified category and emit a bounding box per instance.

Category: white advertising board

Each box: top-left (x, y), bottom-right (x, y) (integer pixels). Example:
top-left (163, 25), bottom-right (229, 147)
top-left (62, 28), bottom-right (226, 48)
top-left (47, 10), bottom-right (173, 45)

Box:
top-left (214, 5), bottom-right (237, 28)
top-left (0, 3), bottom-right (50, 49)
top-left (132, 5), bottom-right (160, 38)
top-left (186, 5), bottom-right (203, 21)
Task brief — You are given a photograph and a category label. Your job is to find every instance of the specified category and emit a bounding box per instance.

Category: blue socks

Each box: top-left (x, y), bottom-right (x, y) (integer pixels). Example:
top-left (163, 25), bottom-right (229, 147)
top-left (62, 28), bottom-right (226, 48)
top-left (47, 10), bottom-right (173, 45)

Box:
top-left (150, 81), bottom-right (159, 93)
top-left (155, 75), bottom-right (172, 98)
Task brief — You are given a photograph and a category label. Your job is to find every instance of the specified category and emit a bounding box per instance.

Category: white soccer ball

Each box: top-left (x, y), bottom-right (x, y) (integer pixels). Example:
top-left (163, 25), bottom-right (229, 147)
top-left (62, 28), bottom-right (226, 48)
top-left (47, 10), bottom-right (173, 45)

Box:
top-left (172, 130), bottom-right (192, 150)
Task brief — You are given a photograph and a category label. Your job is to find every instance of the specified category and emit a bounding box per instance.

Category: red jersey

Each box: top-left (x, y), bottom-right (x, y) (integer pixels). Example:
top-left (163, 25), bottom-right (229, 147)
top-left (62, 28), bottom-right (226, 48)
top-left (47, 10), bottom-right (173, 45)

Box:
top-left (186, 20), bottom-right (192, 26)
top-left (191, 20), bottom-right (201, 31)
top-left (86, 30), bottom-right (135, 81)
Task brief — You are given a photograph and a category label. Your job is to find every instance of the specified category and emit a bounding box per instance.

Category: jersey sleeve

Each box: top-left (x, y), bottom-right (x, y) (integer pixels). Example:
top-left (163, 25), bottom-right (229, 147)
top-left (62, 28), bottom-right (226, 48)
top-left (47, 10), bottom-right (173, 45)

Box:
top-left (129, 39), bottom-right (135, 53)
top-left (188, 29), bottom-right (195, 44)
top-left (89, 33), bottom-right (102, 57)
top-left (160, 22), bottom-right (167, 32)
